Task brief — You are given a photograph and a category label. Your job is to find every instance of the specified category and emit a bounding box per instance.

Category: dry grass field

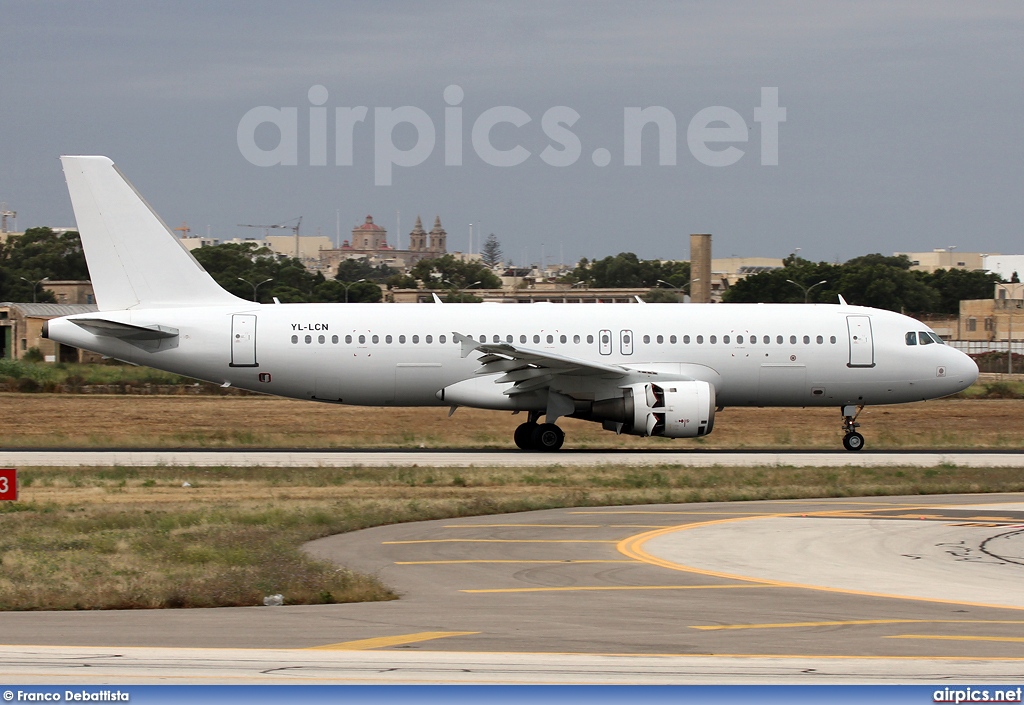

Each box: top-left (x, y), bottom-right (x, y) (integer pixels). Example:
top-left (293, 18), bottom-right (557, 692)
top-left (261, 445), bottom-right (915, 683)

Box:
top-left (0, 391), bottom-right (1021, 449)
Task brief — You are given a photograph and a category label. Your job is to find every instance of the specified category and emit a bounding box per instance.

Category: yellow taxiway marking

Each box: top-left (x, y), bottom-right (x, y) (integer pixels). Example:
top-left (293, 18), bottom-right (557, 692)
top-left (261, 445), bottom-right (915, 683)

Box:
top-left (692, 619), bottom-right (1024, 631)
top-left (307, 631), bottom-right (479, 651)
top-left (441, 524), bottom-right (668, 529)
top-left (461, 584), bottom-right (775, 594)
top-left (887, 635), bottom-right (1024, 644)
top-left (396, 559), bottom-right (638, 565)
top-left (617, 514), bottom-right (1024, 613)
top-left (383, 539), bottom-right (618, 544)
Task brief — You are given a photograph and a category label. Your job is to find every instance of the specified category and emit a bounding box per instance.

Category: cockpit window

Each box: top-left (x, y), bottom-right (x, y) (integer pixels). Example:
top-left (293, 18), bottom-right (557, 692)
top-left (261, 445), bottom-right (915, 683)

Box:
top-left (918, 331), bottom-right (934, 345)
top-left (929, 332), bottom-right (945, 345)
top-left (905, 332), bottom-right (917, 346)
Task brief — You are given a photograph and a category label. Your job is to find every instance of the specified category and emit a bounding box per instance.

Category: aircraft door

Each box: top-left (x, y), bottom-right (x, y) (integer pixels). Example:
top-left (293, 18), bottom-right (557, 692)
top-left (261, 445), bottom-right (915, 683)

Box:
top-left (599, 329), bottom-right (612, 355)
top-left (846, 315), bottom-right (874, 367)
top-left (620, 329), bottom-right (634, 355)
top-left (230, 314), bottom-right (258, 367)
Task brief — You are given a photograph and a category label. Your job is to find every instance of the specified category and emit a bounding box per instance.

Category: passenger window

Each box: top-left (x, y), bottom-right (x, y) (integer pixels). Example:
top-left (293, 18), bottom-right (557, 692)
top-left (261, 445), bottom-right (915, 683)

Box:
top-left (764, 335), bottom-right (770, 344)
top-left (291, 335), bottom-right (298, 344)
top-left (588, 335), bottom-right (594, 344)
top-left (386, 334), bottom-right (393, 344)
top-left (919, 331), bottom-right (933, 345)
top-left (332, 335), bottom-right (339, 344)
top-left (546, 334), bottom-right (553, 344)
top-left (670, 335), bottom-right (677, 344)
top-left (506, 335), bottom-right (513, 343)
top-left (573, 334), bottom-right (581, 344)
top-left (683, 335), bottom-right (690, 344)
top-left (790, 335), bottom-right (797, 344)
top-left (358, 335), bottom-right (366, 344)
top-left (710, 335), bottom-right (717, 344)
top-left (534, 335), bottom-right (541, 343)
top-left (643, 335), bottom-right (651, 344)
top-left (440, 335), bottom-right (447, 344)
top-left (906, 332), bottom-right (917, 345)
top-left (399, 335), bottom-right (406, 343)
top-left (723, 335), bottom-right (730, 344)
top-left (816, 335), bottom-right (823, 344)
top-left (345, 334), bottom-right (353, 344)
top-left (412, 335), bottom-right (420, 344)
top-left (830, 335), bottom-right (836, 344)
top-left (696, 335), bottom-right (703, 344)
top-left (776, 335), bottom-right (783, 344)
top-left (492, 335), bottom-right (499, 343)
top-left (319, 335), bottom-right (326, 344)
top-left (305, 335), bottom-right (312, 344)
top-left (656, 335), bottom-right (663, 344)
top-left (426, 335), bottom-right (433, 344)
top-left (371, 335), bottom-right (379, 344)
top-left (560, 335), bottom-right (567, 343)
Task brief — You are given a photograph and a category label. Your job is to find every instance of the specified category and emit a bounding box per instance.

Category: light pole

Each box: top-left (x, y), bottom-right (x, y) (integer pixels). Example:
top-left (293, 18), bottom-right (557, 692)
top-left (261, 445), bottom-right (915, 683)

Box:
top-left (657, 278), bottom-right (698, 302)
top-left (340, 278), bottom-right (366, 303)
top-left (786, 279), bottom-right (827, 304)
top-left (947, 245), bottom-right (957, 270)
top-left (462, 280), bottom-right (481, 303)
top-left (19, 276), bottom-right (49, 303)
top-left (237, 277), bottom-right (273, 302)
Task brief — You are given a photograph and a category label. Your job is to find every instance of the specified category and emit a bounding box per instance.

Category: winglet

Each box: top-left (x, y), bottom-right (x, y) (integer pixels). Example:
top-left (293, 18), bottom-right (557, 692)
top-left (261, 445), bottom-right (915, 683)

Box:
top-left (432, 292), bottom-right (443, 304)
top-left (452, 331), bottom-right (481, 358)
top-left (838, 294), bottom-right (848, 305)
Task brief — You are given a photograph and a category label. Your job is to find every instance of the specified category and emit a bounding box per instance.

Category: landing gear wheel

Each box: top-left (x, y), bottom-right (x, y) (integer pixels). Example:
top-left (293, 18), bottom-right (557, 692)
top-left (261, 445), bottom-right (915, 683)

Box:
top-left (514, 422), bottom-right (538, 450)
top-left (843, 432), bottom-right (865, 451)
top-left (531, 423), bottom-right (565, 451)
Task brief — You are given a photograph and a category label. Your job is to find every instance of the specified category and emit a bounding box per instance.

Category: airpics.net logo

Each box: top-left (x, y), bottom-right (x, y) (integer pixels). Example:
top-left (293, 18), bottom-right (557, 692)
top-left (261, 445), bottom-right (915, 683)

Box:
top-left (237, 85), bottom-right (786, 185)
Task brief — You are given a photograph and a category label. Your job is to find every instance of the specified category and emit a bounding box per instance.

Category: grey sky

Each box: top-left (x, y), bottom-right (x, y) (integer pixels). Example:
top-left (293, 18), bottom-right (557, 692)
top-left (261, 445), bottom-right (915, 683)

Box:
top-left (2, 1), bottom-right (1022, 265)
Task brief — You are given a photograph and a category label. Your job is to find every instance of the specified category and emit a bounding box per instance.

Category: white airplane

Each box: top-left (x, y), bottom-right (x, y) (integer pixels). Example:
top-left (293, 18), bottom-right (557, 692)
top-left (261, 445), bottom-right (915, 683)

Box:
top-left (45, 156), bottom-right (979, 452)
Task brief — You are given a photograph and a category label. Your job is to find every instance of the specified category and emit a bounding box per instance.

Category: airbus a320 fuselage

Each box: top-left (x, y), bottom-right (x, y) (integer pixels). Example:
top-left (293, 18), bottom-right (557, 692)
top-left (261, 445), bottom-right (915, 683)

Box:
top-left (45, 156), bottom-right (979, 451)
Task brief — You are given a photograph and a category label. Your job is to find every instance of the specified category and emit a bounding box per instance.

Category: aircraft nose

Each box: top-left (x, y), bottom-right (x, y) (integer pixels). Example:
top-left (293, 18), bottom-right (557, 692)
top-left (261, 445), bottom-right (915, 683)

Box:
top-left (947, 349), bottom-right (979, 389)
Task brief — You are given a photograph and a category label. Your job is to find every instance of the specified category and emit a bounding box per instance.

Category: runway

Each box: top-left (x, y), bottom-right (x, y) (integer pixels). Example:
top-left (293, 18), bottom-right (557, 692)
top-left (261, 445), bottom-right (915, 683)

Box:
top-left (2, 494), bottom-right (1024, 683)
top-left (3, 449), bottom-right (1024, 467)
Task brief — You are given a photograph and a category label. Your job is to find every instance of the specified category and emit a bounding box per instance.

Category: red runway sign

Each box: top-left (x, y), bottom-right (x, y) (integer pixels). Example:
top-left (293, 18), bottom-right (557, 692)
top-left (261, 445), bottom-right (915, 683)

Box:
top-left (0, 469), bottom-right (16, 501)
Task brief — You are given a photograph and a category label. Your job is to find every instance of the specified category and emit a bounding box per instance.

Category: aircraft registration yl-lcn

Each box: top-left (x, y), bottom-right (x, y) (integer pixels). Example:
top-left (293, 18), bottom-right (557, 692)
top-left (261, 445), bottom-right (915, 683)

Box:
top-left (45, 157), bottom-right (979, 452)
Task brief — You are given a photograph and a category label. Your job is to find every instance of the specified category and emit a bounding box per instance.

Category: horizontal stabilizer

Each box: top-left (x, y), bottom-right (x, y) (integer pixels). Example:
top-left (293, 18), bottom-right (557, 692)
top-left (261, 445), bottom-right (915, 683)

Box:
top-left (72, 318), bottom-right (179, 340)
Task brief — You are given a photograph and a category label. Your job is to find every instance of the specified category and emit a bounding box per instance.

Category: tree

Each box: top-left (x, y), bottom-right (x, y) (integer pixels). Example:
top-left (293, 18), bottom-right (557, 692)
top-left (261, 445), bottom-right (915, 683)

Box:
top-left (565, 253), bottom-right (690, 289)
top-left (480, 233), bottom-right (503, 268)
top-left (409, 254), bottom-right (502, 290)
top-left (0, 228), bottom-right (89, 302)
top-left (926, 268), bottom-right (1002, 314)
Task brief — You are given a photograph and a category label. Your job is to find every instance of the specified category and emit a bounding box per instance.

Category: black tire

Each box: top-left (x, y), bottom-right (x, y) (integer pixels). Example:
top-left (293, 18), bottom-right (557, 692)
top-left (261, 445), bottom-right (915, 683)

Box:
top-left (843, 432), bottom-right (865, 451)
top-left (514, 422), bottom-right (538, 450)
top-left (531, 423), bottom-right (565, 451)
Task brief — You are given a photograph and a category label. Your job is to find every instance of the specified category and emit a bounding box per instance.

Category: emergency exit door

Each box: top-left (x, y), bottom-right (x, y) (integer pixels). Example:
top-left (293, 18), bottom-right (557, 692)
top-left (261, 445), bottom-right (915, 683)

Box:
top-left (230, 314), bottom-right (258, 367)
top-left (846, 315), bottom-right (874, 368)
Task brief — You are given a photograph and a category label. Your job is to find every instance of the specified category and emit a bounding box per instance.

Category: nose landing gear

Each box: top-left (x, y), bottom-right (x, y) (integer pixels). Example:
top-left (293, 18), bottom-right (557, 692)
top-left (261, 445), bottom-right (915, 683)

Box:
top-left (841, 404), bottom-right (865, 451)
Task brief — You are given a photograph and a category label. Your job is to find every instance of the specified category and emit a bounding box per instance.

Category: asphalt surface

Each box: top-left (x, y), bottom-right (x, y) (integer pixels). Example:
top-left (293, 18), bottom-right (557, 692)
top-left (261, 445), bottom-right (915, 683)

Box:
top-left (2, 449), bottom-right (1024, 467)
top-left (1, 493), bottom-right (1024, 683)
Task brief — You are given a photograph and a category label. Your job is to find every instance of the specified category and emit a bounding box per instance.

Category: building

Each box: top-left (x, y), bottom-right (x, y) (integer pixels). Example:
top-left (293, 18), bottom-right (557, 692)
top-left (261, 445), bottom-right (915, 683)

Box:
top-left (983, 255), bottom-right (1024, 282)
top-left (958, 282), bottom-right (1024, 342)
top-left (43, 280), bottom-right (95, 305)
top-left (389, 286), bottom-right (654, 304)
top-left (318, 215), bottom-right (449, 276)
top-left (0, 302), bottom-right (101, 362)
top-left (895, 249), bottom-right (990, 273)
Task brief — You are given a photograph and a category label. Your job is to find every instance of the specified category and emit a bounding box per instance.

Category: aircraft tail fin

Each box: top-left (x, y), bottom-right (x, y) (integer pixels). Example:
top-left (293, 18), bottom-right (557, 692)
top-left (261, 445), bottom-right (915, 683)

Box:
top-left (60, 156), bottom-right (247, 310)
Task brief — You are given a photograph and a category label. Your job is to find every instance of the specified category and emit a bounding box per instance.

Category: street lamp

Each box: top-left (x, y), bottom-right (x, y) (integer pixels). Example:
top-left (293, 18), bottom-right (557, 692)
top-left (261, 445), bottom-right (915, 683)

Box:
top-left (19, 276), bottom-right (49, 303)
top-left (340, 278), bottom-right (366, 303)
top-left (656, 278), bottom-right (698, 301)
top-left (947, 245), bottom-right (957, 269)
top-left (786, 279), bottom-right (828, 304)
top-left (460, 280), bottom-right (482, 303)
top-left (237, 277), bottom-right (273, 302)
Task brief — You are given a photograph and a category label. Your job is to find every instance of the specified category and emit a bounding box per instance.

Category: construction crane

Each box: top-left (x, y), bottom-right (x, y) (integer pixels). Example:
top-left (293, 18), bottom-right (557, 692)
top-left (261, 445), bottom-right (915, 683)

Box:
top-left (238, 217), bottom-right (302, 259)
top-left (173, 222), bottom-right (191, 239)
top-left (0, 203), bottom-right (16, 233)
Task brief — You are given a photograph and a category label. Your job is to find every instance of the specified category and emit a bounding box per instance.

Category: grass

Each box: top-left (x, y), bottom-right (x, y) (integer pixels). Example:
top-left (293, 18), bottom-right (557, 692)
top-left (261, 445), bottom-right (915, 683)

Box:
top-left (3, 463), bottom-right (1024, 612)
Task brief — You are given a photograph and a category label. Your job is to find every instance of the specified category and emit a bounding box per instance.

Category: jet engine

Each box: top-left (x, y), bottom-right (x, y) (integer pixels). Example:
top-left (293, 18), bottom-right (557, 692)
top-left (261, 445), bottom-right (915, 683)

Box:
top-left (586, 381), bottom-right (716, 438)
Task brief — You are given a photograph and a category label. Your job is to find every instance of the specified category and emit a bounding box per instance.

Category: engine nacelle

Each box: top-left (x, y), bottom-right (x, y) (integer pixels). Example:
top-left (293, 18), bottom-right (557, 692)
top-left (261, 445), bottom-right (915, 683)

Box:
top-left (590, 381), bottom-right (716, 438)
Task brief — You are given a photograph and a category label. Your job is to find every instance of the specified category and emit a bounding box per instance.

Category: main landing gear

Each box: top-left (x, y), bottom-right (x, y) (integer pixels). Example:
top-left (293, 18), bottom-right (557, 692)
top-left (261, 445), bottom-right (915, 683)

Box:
top-left (514, 411), bottom-right (565, 451)
top-left (841, 404), bottom-right (865, 451)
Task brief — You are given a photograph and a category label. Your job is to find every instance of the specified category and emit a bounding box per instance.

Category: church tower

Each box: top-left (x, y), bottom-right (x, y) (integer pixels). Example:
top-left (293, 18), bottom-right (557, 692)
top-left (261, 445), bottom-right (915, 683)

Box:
top-left (351, 215), bottom-right (387, 250)
top-left (428, 216), bottom-right (447, 253)
top-left (408, 215), bottom-right (427, 251)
